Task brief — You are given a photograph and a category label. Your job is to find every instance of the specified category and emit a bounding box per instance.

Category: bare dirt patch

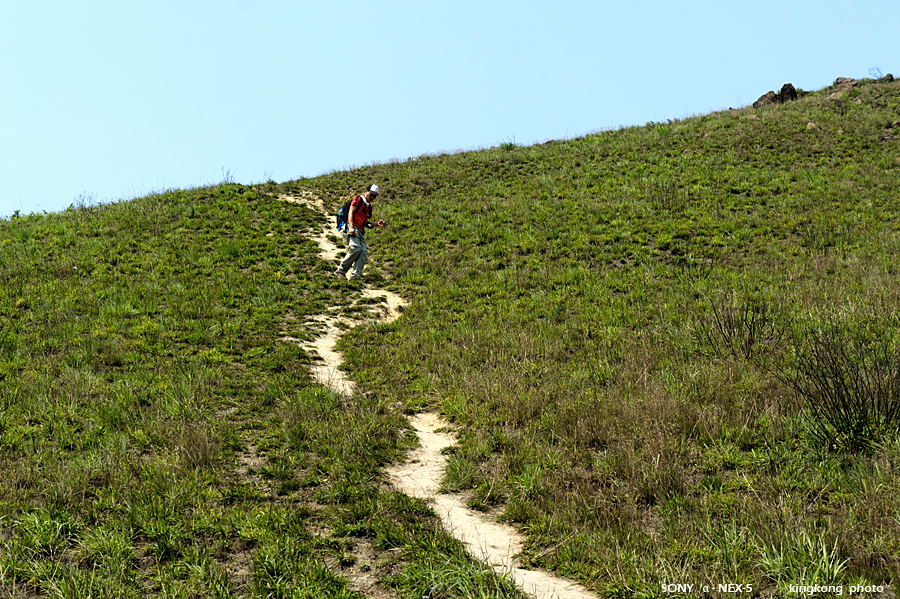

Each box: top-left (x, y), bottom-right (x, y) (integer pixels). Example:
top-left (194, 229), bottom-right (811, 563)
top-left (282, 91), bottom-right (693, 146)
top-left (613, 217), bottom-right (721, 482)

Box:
top-left (322, 536), bottom-right (402, 599)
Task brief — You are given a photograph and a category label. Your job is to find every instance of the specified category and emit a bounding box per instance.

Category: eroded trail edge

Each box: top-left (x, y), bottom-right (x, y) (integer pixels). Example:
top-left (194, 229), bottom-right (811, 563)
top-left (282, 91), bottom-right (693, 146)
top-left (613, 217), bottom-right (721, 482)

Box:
top-left (385, 416), bottom-right (597, 599)
top-left (281, 192), bottom-right (597, 599)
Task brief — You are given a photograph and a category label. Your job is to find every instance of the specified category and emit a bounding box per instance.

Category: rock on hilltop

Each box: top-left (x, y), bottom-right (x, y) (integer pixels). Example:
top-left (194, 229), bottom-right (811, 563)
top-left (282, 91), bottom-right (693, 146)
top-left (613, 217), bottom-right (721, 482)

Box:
top-left (753, 83), bottom-right (799, 108)
top-left (753, 74), bottom-right (896, 108)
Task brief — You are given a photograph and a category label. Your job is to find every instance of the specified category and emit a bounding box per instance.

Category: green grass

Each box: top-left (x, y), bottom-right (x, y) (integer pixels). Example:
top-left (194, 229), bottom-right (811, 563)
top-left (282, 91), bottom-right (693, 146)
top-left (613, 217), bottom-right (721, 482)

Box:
top-left (0, 187), bottom-right (520, 597)
top-left (300, 78), bottom-right (900, 595)
top-left (2, 77), bottom-right (900, 598)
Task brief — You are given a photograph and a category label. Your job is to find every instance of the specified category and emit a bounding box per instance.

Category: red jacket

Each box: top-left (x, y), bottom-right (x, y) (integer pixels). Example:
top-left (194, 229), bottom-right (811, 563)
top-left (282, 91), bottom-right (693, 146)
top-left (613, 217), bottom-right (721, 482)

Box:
top-left (348, 195), bottom-right (373, 230)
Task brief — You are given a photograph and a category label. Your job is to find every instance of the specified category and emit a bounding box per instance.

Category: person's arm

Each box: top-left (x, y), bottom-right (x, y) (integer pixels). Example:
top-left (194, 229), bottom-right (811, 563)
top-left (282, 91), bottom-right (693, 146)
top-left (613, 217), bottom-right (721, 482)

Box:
top-left (347, 203), bottom-right (358, 236)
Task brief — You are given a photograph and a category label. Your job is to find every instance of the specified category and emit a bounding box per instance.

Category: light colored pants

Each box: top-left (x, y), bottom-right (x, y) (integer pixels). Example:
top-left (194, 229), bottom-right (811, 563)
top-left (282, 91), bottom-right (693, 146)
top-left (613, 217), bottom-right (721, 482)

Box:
top-left (337, 230), bottom-right (368, 279)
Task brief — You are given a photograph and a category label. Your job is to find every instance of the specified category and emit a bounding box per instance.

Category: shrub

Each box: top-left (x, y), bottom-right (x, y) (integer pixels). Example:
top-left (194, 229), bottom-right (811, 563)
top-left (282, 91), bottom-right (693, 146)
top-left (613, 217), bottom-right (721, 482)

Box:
top-left (780, 320), bottom-right (900, 452)
top-left (699, 293), bottom-right (788, 364)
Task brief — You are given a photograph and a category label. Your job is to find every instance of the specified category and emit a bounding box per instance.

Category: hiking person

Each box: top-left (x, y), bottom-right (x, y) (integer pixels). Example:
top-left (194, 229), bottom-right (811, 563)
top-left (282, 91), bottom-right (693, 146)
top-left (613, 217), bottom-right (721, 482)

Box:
top-left (333, 184), bottom-right (386, 280)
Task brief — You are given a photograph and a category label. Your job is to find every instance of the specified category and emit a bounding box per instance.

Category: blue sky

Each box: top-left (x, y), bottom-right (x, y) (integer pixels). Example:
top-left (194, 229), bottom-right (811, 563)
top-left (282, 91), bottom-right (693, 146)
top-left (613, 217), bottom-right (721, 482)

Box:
top-left (2, 0), bottom-right (896, 218)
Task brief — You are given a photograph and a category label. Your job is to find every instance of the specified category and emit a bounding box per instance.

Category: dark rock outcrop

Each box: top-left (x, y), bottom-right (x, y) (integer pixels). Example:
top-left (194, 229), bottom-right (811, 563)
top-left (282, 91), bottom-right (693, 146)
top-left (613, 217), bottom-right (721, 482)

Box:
top-left (779, 83), bottom-right (797, 102)
top-left (753, 91), bottom-right (777, 108)
top-left (753, 83), bottom-right (799, 108)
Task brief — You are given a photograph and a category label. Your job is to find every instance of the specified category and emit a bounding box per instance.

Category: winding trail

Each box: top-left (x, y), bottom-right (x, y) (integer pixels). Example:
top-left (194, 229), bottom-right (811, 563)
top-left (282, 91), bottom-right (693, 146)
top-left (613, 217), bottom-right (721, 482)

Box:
top-left (385, 416), bottom-right (597, 599)
top-left (280, 192), bottom-right (598, 599)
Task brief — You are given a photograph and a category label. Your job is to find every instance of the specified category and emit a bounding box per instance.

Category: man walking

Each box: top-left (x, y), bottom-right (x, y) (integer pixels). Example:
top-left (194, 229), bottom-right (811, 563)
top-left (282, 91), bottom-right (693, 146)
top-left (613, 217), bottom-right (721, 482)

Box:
top-left (334, 184), bottom-right (386, 280)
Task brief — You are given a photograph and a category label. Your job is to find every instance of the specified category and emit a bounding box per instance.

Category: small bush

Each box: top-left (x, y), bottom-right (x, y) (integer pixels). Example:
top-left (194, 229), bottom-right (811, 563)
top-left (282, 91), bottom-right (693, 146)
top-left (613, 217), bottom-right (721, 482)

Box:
top-left (699, 293), bottom-right (788, 363)
top-left (781, 320), bottom-right (900, 452)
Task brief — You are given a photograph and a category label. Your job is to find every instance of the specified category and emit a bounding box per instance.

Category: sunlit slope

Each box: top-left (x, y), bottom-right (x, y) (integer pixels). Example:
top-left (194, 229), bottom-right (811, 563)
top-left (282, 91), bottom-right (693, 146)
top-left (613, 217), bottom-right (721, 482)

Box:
top-left (299, 77), bottom-right (900, 594)
top-left (0, 187), bottom-right (526, 597)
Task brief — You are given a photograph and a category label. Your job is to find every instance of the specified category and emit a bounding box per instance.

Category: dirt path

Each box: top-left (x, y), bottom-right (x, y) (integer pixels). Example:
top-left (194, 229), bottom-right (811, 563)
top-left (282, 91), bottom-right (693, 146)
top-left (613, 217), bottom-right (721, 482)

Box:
top-left (296, 285), bottom-right (404, 395)
top-left (280, 191), bottom-right (406, 394)
top-left (280, 192), bottom-right (598, 599)
top-left (385, 415), bottom-right (597, 599)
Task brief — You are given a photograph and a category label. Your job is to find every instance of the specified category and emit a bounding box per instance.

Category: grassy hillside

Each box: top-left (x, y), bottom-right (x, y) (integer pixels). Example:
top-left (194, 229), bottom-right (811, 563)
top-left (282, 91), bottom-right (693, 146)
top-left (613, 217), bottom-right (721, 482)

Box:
top-left (1, 76), bottom-right (899, 598)
top-left (0, 190), bottom-right (520, 597)
top-left (298, 77), bottom-right (900, 596)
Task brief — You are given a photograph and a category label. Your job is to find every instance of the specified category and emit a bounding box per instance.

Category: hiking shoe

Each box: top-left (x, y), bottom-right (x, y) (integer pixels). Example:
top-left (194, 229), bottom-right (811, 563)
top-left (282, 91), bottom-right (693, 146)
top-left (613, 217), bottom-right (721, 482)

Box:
top-left (333, 270), bottom-right (346, 279)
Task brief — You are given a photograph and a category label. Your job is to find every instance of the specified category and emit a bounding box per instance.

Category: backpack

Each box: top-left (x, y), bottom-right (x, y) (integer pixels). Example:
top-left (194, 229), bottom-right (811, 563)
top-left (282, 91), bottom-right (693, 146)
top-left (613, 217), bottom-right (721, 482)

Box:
top-left (335, 196), bottom-right (357, 231)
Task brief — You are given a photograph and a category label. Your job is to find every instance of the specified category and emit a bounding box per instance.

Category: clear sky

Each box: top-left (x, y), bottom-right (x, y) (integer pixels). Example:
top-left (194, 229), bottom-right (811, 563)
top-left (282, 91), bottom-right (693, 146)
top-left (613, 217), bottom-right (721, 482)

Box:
top-left (2, 1), bottom-right (896, 219)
